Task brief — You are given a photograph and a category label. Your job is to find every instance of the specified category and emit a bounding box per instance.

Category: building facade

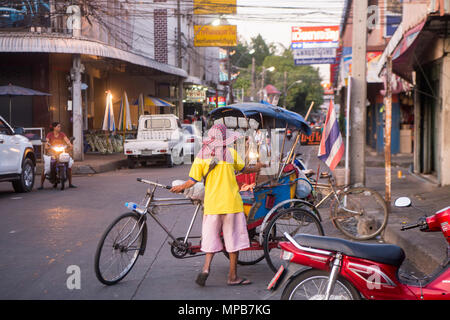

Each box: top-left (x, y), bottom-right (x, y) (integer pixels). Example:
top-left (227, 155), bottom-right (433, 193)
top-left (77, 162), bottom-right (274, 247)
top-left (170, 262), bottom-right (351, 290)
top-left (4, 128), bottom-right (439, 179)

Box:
top-left (0, 0), bottom-right (222, 159)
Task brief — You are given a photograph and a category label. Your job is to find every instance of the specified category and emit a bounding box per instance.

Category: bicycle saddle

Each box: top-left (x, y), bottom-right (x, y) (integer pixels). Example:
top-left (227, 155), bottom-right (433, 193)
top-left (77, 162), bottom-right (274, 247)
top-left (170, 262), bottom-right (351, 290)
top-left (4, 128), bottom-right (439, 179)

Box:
top-left (293, 234), bottom-right (405, 267)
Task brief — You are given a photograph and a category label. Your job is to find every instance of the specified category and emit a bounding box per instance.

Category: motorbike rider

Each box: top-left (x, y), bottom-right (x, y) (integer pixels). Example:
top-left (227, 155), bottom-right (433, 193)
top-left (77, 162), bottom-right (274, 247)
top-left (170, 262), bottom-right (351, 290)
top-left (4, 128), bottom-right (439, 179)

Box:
top-left (38, 122), bottom-right (77, 189)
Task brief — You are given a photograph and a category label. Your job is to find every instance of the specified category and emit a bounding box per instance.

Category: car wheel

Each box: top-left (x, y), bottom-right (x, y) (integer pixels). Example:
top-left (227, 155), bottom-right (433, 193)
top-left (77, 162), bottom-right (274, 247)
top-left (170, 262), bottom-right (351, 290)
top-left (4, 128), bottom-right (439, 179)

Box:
top-left (12, 158), bottom-right (35, 193)
top-left (127, 157), bottom-right (136, 169)
top-left (167, 155), bottom-right (174, 168)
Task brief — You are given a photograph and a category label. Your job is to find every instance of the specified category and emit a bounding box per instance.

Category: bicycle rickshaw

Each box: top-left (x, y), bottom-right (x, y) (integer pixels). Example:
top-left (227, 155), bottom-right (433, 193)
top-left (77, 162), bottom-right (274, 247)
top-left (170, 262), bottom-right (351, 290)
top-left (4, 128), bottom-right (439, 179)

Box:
top-left (94, 102), bottom-right (325, 285)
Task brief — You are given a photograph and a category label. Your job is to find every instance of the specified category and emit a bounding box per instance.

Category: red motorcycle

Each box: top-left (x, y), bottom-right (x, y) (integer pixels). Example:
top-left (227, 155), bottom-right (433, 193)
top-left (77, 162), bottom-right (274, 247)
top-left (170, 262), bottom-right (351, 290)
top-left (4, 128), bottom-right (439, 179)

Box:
top-left (267, 197), bottom-right (450, 300)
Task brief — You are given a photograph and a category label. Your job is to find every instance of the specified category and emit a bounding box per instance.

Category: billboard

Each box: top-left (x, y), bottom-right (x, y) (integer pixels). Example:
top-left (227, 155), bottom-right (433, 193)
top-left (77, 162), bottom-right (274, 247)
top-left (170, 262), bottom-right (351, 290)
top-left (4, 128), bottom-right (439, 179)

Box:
top-left (194, 25), bottom-right (237, 47)
top-left (291, 26), bottom-right (339, 65)
top-left (293, 47), bottom-right (337, 65)
top-left (291, 26), bottom-right (339, 49)
top-left (194, 0), bottom-right (237, 15)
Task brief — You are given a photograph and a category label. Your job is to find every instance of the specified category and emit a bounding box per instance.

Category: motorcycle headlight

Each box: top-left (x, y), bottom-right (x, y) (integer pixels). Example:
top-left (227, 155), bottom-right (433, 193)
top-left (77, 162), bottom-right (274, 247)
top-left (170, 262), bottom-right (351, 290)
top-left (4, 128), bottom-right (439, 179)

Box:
top-left (53, 146), bottom-right (65, 152)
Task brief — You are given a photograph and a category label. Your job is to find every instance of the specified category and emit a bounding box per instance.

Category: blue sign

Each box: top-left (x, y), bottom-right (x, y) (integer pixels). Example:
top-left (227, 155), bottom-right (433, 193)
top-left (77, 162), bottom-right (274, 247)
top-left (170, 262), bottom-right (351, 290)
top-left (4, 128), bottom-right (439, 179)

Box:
top-left (0, 1), bottom-right (49, 29)
top-left (385, 15), bottom-right (402, 38)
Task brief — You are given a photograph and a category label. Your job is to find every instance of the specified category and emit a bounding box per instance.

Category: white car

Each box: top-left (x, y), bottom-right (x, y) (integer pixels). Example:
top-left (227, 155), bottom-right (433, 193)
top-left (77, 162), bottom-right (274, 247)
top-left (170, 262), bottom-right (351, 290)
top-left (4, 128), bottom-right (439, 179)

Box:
top-left (181, 123), bottom-right (203, 163)
top-left (124, 114), bottom-right (184, 168)
top-left (0, 116), bottom-right (36, 192)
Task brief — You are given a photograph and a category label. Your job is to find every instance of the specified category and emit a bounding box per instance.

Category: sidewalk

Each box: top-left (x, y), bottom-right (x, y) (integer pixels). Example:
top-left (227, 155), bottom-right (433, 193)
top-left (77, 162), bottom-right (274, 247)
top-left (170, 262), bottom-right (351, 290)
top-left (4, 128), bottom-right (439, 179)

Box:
top-left (36, 153), bottom-right (128, 176)
top-left (364, 167), bottom-right (450, 275)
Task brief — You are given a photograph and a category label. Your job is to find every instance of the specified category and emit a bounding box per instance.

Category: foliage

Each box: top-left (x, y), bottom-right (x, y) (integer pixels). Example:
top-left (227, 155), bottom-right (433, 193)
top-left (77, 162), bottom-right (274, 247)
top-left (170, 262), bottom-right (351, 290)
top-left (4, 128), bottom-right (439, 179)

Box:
top-left (232, 35), bottom-right (324, 117)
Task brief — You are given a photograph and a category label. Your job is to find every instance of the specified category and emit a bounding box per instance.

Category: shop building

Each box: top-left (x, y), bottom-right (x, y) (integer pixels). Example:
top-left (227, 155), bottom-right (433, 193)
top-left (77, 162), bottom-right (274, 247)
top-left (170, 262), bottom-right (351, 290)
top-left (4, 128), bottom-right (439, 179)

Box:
top-left (377, 0), bottom-right (450, 185)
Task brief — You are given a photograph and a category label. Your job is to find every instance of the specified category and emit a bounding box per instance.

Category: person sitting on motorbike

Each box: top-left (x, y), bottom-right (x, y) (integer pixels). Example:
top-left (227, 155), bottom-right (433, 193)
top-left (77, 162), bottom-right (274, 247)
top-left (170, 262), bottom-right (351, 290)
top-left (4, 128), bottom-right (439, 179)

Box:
top-left (38, 122), bottom-right (77, 189)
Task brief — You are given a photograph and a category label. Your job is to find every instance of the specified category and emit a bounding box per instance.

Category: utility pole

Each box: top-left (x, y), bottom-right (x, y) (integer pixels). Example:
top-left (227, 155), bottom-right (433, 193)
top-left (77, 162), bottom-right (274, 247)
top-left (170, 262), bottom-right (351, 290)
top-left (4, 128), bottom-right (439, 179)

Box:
top-left (384, 56), bottom-right (393, 205)
top-left (227, 48), bottom-right (233, 104)
top-left (349, 0), bottom-right (368, 186)
top-left (71, 54), bottom-right (83, 161)
top-left (176, 0), bottom-right (184, 119)
top-left (260, 68), bottom-right (265, 101)
top-left (251, 57), bottom-right (255, 101)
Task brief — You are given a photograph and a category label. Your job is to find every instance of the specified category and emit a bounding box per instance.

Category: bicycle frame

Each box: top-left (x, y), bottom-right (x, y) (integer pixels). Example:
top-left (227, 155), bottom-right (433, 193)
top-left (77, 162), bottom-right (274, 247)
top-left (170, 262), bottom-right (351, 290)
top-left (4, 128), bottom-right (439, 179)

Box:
top-left (312, 180), bottom-right (361, 216)
top-left (135, 181), bottom-right (204, 255)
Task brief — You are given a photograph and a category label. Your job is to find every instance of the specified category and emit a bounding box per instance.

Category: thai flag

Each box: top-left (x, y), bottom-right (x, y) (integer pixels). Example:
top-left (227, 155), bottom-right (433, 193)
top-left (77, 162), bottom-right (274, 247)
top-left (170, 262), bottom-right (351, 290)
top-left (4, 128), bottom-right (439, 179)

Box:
top-left (318, 100), bottom-right (344, 170)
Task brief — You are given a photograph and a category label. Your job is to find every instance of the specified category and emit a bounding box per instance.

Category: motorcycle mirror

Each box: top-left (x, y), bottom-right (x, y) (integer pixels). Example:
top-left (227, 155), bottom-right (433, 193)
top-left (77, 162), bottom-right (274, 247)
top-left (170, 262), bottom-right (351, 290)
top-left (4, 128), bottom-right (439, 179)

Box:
top-left (394, 197), bottom-right (412, 208)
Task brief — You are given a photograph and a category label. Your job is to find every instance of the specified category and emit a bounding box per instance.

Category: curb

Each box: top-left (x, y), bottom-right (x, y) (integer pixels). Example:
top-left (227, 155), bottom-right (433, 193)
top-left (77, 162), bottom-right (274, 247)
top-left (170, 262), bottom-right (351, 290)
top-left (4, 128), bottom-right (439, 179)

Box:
top-left (35, 159), bottom-right (128, 176)
top-left (383, 225), bottom-right (440, 275)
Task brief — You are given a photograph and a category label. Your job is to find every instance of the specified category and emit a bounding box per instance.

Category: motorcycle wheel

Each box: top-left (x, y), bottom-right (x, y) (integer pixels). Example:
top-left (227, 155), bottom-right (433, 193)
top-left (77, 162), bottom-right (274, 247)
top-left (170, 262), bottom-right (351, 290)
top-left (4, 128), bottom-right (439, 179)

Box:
top-left (59, 167), bottom-right (66, 190)
top-left (281, 269), bottom-right (360, 300)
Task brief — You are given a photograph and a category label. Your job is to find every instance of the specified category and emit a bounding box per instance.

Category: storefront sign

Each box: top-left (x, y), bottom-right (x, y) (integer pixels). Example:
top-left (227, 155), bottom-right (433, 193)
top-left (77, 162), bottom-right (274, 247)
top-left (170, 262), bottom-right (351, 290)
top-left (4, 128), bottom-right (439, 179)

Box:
top-left (293, 47), bottom-right (337, 65)
top-left (186, 87), bottom-right (207, 102)
top-left (208, 96), bottom-right (226, 107)
top-left (194, 0), bottom-right (237, 15)
top-left (300, 128), bottom-right (322, 146)
top-left (194, 25), bottom-right (237, 47)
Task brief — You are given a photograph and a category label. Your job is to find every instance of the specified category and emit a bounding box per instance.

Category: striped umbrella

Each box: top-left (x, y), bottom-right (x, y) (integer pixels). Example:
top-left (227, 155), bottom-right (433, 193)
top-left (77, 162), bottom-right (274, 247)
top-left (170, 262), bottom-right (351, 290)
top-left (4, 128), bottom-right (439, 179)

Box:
top-left (137, 93), bottom-right (145, 117)
top-left (133, 96), bottom-right (174, 107)
top-left (118, 91), bottom-right (132, 131)
top-left (102, 91), bottom-right (116, 132)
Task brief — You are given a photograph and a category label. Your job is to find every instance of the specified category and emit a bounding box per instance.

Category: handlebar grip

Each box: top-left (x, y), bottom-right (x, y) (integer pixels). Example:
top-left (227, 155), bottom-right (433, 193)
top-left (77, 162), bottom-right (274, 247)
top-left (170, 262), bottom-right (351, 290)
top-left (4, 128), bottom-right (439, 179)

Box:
top-left (400, 223), bottom-right (421, 231)
top-left (137, 178), bottom-right (142, 182)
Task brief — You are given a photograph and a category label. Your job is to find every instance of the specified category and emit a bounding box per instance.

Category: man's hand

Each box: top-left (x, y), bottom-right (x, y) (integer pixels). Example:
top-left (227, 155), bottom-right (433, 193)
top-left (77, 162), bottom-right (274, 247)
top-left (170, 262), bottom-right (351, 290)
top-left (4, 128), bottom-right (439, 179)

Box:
top-left (241, 162), bottom-right (267, 174)
top-left (170, 185), bottom-right (185, 193)
top-left (170, 179), bottom-right (196, 193)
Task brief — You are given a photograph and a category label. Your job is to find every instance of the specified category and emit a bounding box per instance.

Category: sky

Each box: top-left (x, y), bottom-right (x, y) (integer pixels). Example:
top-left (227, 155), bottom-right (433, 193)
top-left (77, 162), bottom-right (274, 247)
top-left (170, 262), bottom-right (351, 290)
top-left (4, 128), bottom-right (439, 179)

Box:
top-left (225, 0), bottom-right (347, 81)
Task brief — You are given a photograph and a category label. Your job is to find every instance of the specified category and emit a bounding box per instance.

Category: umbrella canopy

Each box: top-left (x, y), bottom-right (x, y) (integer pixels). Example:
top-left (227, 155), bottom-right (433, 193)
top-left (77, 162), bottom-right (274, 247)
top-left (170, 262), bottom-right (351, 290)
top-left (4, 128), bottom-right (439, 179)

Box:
top-left (209, 102), bottom-right (312, 135)
top-left (0, 84), bottom-right (50, 124)
top-left (133, 96), bottom-right (174, 107)
top-left (118, 91), bottom-right (132, 131)
top-left (102, 91), bottom-right (116, 132)
top-left (0, 84), bottom-right (51, 96)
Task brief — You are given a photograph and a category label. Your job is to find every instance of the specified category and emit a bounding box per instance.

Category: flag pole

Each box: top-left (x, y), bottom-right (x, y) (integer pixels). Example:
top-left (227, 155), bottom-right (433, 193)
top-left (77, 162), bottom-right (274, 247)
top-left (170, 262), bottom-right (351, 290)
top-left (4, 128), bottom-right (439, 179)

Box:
top-left (345, 77), bottom-right (352, 186)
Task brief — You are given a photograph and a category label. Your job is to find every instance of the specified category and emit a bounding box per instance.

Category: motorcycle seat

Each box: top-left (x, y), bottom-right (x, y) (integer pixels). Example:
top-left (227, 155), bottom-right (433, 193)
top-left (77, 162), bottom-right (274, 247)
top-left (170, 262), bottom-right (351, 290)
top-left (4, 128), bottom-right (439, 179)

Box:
top-left (293, 234), bottom-right (405, 267)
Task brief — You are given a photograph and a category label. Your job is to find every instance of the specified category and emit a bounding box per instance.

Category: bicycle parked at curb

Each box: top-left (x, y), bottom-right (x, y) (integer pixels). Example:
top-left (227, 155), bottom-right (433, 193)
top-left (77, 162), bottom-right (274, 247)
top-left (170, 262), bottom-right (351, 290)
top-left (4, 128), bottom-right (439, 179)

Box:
top-left (307, 170), bottom-right (388, 241)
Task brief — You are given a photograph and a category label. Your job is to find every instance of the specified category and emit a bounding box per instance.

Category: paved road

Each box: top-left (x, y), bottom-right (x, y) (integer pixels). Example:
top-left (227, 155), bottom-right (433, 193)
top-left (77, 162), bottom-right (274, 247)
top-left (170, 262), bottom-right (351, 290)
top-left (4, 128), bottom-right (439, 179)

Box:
top-left (0, 154), bottom-right (421, 300)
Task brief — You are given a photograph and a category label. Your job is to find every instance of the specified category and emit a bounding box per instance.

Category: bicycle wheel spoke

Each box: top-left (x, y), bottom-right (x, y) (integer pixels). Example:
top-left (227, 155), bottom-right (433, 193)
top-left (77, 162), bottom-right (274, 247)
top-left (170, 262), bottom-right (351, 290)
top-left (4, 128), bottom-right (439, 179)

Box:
top-left (95, 213), bottom-right (145, 285)
top-left (331, 187), bottom-right (388, 240)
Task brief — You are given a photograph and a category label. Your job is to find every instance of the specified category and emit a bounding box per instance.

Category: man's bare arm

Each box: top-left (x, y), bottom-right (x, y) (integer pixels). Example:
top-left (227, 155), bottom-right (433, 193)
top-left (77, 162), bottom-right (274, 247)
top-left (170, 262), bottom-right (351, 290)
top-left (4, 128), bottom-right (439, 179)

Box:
top-left (170, 179), bottom-right (196, 193)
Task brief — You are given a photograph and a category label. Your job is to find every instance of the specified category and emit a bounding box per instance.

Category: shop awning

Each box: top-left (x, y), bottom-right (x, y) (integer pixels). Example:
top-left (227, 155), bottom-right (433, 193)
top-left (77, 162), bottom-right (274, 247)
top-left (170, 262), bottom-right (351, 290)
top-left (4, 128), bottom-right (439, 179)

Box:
top-left (0, 33), bottom-right (188, 78)
top-left (376, 18), bottom-right (429, 82)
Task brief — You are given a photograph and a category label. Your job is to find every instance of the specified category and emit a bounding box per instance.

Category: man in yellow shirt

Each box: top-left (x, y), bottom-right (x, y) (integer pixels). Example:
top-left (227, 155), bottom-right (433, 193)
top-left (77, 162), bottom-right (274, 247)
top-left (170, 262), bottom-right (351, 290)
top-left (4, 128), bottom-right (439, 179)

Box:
top-left (171, 124), bottom-right (265, 286)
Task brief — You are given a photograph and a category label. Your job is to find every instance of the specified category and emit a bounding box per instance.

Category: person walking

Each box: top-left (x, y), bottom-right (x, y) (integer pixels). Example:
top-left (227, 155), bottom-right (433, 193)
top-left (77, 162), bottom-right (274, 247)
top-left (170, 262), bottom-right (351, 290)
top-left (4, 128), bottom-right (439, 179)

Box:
top-left (171, 124), bottom-right (265, 287)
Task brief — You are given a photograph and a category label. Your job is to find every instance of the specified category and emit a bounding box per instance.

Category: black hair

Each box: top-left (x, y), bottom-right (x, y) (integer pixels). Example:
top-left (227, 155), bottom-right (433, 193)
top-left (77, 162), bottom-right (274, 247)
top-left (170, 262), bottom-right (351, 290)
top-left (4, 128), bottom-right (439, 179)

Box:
top-left (51, 122), bottom-right (60, 129)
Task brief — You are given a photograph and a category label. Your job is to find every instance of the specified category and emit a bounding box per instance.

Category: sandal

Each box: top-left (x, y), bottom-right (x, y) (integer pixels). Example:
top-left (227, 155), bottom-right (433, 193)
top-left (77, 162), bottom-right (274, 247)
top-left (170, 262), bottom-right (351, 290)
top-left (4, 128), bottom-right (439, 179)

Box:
top-left (195, 272), bottom-right (209, 287)
top-left (227, 278), bottom-right (252, 286)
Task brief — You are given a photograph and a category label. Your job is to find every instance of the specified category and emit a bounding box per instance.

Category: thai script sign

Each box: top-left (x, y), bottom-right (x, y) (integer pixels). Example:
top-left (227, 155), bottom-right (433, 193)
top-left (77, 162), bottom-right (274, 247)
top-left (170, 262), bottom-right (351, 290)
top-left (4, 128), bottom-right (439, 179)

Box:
top-left (293, 47), bottom-right (337, 65)
top-left (194, 25), bottom-right (237, 47)
top-left (194, 0), bottom-right (237, 15)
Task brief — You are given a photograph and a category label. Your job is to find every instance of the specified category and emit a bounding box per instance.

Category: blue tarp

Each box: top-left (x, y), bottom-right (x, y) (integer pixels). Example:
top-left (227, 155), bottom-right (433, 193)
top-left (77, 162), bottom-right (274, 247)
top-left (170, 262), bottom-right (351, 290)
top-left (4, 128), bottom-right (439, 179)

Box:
top-left (209, 102), bottom-right (311, 135)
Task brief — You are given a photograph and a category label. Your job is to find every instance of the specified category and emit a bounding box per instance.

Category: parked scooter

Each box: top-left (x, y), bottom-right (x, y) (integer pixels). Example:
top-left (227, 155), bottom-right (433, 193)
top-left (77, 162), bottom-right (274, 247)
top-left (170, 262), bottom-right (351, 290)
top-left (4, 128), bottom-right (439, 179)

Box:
top-left (267, 196), bottom-right (450, 300)
top-left (43, 138), bottom-right (74, 190)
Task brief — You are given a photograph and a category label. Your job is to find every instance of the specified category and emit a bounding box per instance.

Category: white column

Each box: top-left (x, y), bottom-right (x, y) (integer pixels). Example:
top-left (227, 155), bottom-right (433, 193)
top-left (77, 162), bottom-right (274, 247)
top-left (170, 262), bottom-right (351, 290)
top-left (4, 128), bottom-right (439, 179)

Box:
top-left (72, 54), bottom-right (84, 161)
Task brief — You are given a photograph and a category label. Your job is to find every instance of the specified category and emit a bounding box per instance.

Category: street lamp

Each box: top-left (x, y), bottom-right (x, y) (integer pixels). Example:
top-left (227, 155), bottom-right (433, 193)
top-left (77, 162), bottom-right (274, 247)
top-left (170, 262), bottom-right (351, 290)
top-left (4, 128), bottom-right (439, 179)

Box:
top-left (260, 66), bottom-right (275, 101)
top-left (283, 80), bottom-right (302, 107)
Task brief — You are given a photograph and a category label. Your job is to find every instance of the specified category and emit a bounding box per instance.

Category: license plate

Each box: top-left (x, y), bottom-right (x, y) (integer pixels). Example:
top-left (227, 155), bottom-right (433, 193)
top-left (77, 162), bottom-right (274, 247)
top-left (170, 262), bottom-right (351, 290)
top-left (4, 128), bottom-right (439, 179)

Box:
top-left (267, 265), bottom-right (286, 291)
top-left (142, 150), bottom-right (153, 155)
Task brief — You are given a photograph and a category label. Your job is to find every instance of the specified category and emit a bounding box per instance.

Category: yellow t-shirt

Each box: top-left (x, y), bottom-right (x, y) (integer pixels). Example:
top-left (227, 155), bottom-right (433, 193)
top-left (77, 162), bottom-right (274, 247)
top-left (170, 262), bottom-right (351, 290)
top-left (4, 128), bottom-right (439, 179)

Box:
top-left (189, 148), bottom-right (245, 215)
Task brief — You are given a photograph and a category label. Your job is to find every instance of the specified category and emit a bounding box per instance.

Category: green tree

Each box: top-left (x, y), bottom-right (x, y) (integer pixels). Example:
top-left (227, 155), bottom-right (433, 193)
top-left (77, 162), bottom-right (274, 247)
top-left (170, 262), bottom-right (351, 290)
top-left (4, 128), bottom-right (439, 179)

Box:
top-left (232, 37), bottom-right (324, 116)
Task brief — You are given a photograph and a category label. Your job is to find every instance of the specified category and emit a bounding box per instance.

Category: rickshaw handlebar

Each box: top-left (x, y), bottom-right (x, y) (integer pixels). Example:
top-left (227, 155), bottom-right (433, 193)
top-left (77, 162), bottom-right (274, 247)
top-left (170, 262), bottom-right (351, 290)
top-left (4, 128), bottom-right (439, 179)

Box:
top-left (137, 178), bottom-right (171, 190)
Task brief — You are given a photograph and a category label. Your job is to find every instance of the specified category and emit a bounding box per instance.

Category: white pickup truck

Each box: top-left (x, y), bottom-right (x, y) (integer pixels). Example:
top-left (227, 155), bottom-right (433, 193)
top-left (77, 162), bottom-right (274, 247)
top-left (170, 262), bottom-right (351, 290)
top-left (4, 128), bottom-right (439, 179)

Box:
top-left (124, 114), bottom-right (184, 168)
